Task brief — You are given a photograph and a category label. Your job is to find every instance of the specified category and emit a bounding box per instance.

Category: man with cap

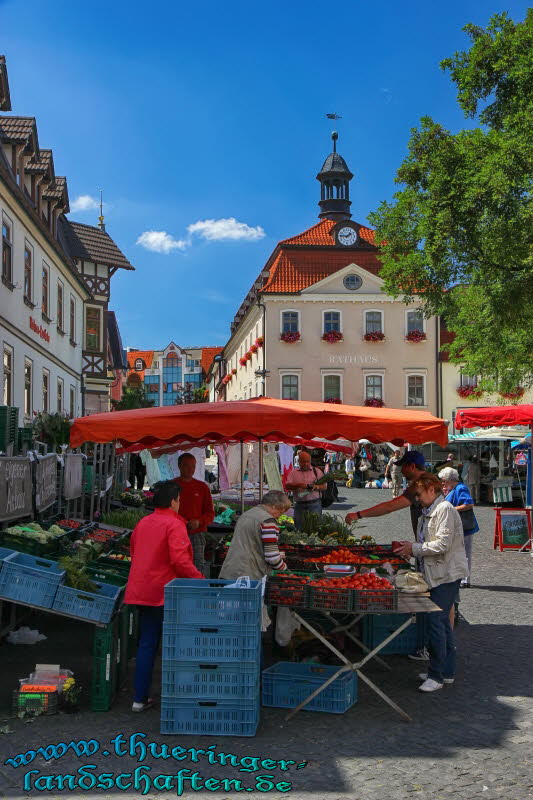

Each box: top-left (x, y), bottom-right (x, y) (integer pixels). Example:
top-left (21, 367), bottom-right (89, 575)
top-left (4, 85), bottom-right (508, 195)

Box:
top-left (346, 450), bottom-right (429, 537)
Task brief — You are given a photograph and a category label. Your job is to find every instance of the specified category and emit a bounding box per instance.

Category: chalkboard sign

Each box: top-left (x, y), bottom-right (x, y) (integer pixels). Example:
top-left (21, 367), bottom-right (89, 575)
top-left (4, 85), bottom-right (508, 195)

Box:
top-left (35, 454), bottom-right (57, 512)
top-left (63, 453), bottom-right (83, 500)
top-left (493, 508), bottom-right (532, 551)
top-left (0, 457), bottom-right (33, 522)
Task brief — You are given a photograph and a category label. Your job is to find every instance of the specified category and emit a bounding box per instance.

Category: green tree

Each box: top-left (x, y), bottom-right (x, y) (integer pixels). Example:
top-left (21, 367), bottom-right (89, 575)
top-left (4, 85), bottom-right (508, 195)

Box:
top-left (174, 383), bottom-right (208, 404)
top-left (368, 11), bottom-right (533, 395)
top-left (111, 385), bottom-right (155, 410)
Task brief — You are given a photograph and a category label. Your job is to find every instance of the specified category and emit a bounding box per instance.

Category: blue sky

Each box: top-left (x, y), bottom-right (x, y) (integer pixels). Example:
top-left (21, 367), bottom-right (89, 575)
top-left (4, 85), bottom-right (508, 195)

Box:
top-left (2, 0), bottom-right (528, 349)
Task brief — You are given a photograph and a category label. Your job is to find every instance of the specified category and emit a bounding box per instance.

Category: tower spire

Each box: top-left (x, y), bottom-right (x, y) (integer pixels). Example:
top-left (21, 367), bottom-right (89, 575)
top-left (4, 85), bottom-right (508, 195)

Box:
top-left (316, 132), bottom-right (353, 221)
top-left (98, 189), bottom-right (106, 232)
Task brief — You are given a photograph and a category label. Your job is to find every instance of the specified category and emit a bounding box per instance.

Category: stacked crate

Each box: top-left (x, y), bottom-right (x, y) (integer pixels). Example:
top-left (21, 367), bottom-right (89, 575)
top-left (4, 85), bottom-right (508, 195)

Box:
top-left (362, 613), bottom-right (427, 655)
top-left (0, 406), bottom-right (18, 452)
top-left (161, 578), bottom-right (262, 736)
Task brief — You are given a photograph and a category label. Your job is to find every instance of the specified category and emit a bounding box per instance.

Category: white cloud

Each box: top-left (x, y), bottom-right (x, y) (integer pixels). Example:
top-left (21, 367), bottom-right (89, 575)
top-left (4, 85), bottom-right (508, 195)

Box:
top-left (187, 217), bottom-right (265, 242)
top-left (136, 230), bottom-right (188, 254)
top-left (70, 194), bottom-right (100, 212)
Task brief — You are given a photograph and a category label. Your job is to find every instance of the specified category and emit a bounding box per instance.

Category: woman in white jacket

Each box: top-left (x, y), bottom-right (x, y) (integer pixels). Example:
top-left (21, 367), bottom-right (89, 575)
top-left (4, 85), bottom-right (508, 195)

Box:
top-left (393, 473), bottom-right (468, 693)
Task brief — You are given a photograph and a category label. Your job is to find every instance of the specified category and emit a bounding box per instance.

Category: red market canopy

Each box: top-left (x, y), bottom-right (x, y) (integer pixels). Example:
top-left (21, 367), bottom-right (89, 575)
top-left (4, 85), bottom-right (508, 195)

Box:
top-left (456, 404), bottom-right (533, 429)
top-left (116, 436), bottom-right (354, 457)
top-left (71, 396), bottom-right (448, 449)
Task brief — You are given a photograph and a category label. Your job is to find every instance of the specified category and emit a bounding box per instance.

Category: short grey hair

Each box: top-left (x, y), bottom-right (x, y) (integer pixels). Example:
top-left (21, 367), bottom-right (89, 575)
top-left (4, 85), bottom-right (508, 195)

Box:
top-left (262, 490), bottom-right (291, 509)
top-left (438, 466), bottom-right (459, 483)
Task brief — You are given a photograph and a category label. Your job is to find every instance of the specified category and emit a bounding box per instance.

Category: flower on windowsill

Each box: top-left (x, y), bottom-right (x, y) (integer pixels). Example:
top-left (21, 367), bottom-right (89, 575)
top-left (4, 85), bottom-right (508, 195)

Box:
top-left (363, 331), bottom-right (385, 342)
top-left (245, 351), bottom-right (252, 361)
top-left (322, 331), bottom-right (343, 343)
top-left (255, 336), bottom-right (264, 347)
top-left (364, 397), bottom-right (385, 407)
top-left (406, 329), bottom-right (426, 342)
top-left (324, 397), bottom-right (342, 404)
top-left (231, 368), bottom-right (237, 375)
top-left (456, 385), bottom-right (482, 399)
top-left (280, 331), bottom-right (301, 343)
top-left (250, 344), bottom-right (258, 353)
top-left (500, 387), bottom-right (525, 401)
top-left (239, 357), bottom-right (247, 366)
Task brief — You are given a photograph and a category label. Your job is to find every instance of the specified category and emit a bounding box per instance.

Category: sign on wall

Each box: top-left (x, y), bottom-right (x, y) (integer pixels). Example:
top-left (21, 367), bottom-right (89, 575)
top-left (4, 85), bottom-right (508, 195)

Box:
top-left (35, 454), bottom-right (57, 512)
top-left (0, 458), bottom-right (33, 522)
top-left (63, 453), bottom-right (83, 499)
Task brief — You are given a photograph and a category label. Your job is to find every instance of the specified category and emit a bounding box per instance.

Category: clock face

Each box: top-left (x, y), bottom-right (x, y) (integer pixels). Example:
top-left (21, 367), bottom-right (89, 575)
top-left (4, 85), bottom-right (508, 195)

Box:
top-left (337, 226), bottom-right (358, 246)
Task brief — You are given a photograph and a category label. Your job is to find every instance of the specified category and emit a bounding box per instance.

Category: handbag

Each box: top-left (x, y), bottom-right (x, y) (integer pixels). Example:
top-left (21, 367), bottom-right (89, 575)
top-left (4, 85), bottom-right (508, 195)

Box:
top-left (458, 507), bottom-right (477, 532)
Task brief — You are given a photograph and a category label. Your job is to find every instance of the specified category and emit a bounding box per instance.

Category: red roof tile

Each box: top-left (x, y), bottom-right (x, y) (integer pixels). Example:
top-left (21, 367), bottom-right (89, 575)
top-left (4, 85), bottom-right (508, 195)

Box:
top-left (126, 350), bottom-right (154, 381)
top-left (262, 248), bottom-right (382, 293)
top-left (280, 218), bottom-right (375, 247)
top-left (201, 347), bottom-right (224, 375)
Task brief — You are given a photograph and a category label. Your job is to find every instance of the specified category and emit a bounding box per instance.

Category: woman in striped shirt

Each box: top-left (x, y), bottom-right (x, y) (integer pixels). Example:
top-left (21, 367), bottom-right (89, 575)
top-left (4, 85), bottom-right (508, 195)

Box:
top-left (219, 490), bottom-right (291, 580)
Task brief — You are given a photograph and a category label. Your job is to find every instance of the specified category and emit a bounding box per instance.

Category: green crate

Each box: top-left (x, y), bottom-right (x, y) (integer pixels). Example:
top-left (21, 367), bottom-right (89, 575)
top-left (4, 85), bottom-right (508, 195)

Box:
top-left (118, 604), bottom-right (138, 686)
top-left (97, 552), bottom-right (131, 573)
top-left (91, 614), bottom-right (120, 711)
top-left (86, 565), bottom-right (128, 587)
top-left (12, 690), bottom-right (58, 716)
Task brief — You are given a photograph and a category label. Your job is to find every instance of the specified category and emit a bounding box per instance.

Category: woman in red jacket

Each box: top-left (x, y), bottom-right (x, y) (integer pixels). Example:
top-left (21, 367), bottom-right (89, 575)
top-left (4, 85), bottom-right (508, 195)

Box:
top-left (124, 480), bottom-right (204, 712)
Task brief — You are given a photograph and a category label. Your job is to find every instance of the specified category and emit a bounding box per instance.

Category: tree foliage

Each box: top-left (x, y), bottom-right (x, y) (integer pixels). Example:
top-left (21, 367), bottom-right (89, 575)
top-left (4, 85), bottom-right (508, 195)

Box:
top-left (111, 385), bottom-right (155, 411)
top-left (368, 11), bottom-right (533, 394)
top-left (174, 383), bottom-right (208, 404)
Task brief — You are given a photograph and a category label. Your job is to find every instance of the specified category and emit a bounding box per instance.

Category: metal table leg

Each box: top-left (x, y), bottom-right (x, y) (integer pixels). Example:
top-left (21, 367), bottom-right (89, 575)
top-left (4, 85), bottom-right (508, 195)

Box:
top-left (323, 610), bottom-right (392, 671)
top-left (285, 611), bottom-right (415, 722)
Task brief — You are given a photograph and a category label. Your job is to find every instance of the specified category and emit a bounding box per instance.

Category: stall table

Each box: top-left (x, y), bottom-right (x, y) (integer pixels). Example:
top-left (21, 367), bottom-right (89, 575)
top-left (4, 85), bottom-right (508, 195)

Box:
top-left (285, 594), bottom-right (440, 723)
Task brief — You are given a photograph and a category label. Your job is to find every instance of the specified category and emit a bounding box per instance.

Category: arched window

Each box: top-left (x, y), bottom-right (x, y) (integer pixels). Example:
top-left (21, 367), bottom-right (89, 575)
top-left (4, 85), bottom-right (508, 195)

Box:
top-left (134, 358), bottom-right (143, 371)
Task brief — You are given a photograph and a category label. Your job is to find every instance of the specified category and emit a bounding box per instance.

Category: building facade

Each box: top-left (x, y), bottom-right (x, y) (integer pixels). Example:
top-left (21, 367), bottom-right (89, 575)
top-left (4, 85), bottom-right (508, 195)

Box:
top-left (126, 343), bottom-right (222, 406)
top-left (0, 56), bottom-right (133, 423)
top-left (209, 134), bottom-right (438, 413)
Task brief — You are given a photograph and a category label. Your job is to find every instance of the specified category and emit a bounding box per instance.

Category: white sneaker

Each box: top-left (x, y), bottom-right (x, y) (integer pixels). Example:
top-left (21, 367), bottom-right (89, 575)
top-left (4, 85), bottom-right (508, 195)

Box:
top-left (408, 648), bottom-right (429, 661)
top-left (418, 678), bottom-right (443, 692)
top-left (419, 672), bottom-right (454, 685)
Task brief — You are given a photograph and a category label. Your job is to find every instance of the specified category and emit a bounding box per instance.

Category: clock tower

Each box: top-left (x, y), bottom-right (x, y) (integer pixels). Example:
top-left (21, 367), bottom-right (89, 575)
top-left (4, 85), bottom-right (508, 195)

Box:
top-left (316, 131), bottom-right (353, 221)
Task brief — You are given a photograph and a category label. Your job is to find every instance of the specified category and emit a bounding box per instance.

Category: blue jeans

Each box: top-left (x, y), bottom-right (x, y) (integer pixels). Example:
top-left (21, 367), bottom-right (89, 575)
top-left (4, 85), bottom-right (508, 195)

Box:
top-left (134, 606), bottom-right (164, 703)
top-left (427, 580), bottom-right (461, 682)
top-left (294, 499), bottom-right (322, 531)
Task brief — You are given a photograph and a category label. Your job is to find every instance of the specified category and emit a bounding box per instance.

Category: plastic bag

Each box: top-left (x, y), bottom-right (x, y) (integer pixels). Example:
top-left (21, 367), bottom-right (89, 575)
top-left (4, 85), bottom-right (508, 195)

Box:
top-left (223, 576), bottom-right (251, 589)
top-left (7, 627), bottom-right (47, 645)
top-left (275, 606), bottom-right (300, 646)
top-left (382, 478), bottom-right (390, 488)
top-left (395, 570), bottom-right (429, 593)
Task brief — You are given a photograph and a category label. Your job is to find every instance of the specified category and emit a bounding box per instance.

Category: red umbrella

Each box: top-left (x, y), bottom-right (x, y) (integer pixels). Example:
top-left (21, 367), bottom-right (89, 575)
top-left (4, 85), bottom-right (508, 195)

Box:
top-left (456, 405), bottom-right (533, 429)
top-left (71, 396), bottom-right (448, 449)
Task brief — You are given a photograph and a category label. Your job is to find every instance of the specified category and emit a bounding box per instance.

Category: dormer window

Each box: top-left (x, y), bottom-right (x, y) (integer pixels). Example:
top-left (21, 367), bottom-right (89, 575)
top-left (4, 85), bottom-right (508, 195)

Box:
top-left (135, 358), bottom-right (143, 371)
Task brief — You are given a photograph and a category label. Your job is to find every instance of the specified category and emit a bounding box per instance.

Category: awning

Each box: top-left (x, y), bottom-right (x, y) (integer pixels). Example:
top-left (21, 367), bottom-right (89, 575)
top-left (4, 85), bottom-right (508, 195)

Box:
top-left (71, 396), bottom-right (448, 449)
top-left (456, 404), bottom-right (533, 429)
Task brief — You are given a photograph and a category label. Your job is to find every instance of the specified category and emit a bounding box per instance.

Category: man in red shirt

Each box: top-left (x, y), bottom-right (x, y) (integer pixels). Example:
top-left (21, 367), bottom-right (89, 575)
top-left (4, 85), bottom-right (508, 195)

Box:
top-left (174, 453), bottom-right (215, 575)
top-left (125, 480), bottom-right (204, 712)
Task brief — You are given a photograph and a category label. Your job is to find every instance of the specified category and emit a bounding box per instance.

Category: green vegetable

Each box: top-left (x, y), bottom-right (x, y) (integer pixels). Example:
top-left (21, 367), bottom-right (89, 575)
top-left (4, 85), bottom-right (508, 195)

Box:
top-left (101, 509), bottom-right (148, 529)
top-left (58, 556), bottom-right (98, 592)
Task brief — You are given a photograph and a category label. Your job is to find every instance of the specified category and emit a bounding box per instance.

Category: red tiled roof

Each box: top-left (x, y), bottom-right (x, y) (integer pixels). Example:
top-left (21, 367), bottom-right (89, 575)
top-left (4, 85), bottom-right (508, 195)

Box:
top-left (280, 218), bottom-right (375, 247)
top-left (201, 346), bottom-right (224, 376)
top-left (262, 248), bottom-right (382, 293)
top-left (126, 350), bottom-right (154, 381)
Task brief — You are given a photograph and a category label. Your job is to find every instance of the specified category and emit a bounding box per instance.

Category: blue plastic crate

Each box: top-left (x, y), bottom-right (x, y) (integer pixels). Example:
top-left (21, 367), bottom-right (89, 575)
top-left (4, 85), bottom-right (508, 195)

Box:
top-left (0, 547), bottom-right (17, 573)
top-left (362, 613), bottom-right (426, 655)
top-left (164, 578), bottom-right (262, 626)
top-left (160, 697), bottom-right (260, 736)
top-left (52, 581), bottom-right (122, 623)
top-left (162, 660), bottom-right (260, 700)
top-left (262, 661), bottom-right (357, 714)
top-left (162, 623), bottom-right (261, 663)
top-left (0, 553), bottom-right (64, 608)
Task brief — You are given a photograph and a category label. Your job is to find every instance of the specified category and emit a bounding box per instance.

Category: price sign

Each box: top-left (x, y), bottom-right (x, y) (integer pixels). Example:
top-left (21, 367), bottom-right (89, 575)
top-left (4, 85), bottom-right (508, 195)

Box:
top-left (0, 457), bottom-right (33, 522)
top-left (35, 454), bottom-right (57, 512)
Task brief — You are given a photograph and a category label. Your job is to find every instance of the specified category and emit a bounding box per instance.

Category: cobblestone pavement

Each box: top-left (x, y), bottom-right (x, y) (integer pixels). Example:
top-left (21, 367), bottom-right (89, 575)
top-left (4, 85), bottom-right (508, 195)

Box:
top-left (1, 488), bottom-right (532, 800)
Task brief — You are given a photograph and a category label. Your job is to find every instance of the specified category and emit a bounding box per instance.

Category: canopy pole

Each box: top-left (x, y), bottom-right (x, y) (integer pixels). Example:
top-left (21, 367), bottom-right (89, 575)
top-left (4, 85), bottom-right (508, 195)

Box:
top-left (259, 438), bottom-right (264, 502)
top-left (240, 440), bottom-right (245, 515)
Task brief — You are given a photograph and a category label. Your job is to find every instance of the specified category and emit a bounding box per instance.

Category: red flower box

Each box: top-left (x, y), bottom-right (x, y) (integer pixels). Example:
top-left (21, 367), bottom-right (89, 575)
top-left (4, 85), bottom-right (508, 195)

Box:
top-left (324, 397), bottom-right (342, 404)
top-left (364, 397), bottom-right (385, 407)
top-left (406, 329), bottom-right (426, 342)
top-left (322, 331), bottom-right (343, 343)
top-left (231, 368), bottom-right (237, 375)
top-left (456, 386), bottom-right (482, 399)
top-left (363, 331), bottom-right (385, 342)
top-left (250, 344), bottom-right (258, 353)
top-left (280, 331), bottom-right (301, 343)
top-left (239, 357), bottom-right (247, 366)
top-left (245, 351), bottom-right (252, 361)
top-left (500, 387), bottom-right (525, 401)
top-left (255, 336), bottom-right (264, 347)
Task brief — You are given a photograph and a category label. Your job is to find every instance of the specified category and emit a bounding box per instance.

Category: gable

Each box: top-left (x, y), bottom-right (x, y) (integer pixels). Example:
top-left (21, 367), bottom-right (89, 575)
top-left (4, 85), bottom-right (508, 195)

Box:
top-left (301, 262), bottom-right (384, 295)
